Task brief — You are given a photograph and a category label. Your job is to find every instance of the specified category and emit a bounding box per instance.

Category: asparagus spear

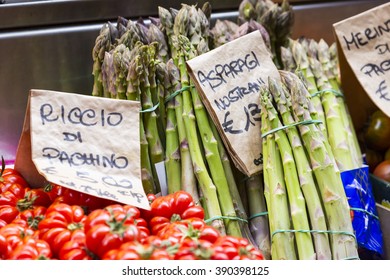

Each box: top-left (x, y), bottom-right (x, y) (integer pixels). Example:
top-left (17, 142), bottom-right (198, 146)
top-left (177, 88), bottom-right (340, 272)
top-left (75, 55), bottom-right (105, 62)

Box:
top-left (260, 87), bottom-right (296, 260)
top-left (290, 39), bottom-right (327, 138)
top-left (309, 57), bottom-right (356, 171)
top-left (164, 59), bottom-right (182, 194)
top-left (280, 45), bottom-right (296, 72)
top-left (238, 0), bottom-right (257, 23)
top-left (210, 19), bottom-right (239, 48)
top-left (112, 44), bottom-right (132, 100)
top-left (290, 77), bottom-right (358, 260)
top-left (269, 76), bottom-right (332, 260)
top-left (246, 173), bottom-right (271, 259)
top-left (101, 50), bottom-right (117, 99)
top-left (137, 44), bottom-right (165, 194)
top-left (92, 24), bottom-right (115, 97)
top-left (172, 34), bottom-right (226, 235)
top-left (317, 39), bottom-right (362, 168)
top-left (329, 42), bottom-right (341, 86)
top-left (166, 44), bottom-right (198, 202)
top-left (147, 23), bottom-right (170, 63)
top-left (262, 89), bottom-right (315, 260)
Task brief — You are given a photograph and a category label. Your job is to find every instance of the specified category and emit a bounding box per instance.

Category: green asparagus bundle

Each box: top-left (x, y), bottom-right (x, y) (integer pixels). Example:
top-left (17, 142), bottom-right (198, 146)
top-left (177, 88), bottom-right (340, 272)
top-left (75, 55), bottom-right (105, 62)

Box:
top-left (260, 88), bottom-right (296, 260)
top-left (284, 73), bottom-right (358, 259)
top-left (261, 87), bottom-right (315, 260)
top-left (158, 6), bottom-right (198, 198)
top-left (288, 39), bottom-right (328, 138)
top-left (268, 76), bottom-right (332, 259)
top-left (282, 38), bottom-right (363, 172)
top-left (238, 0), bottom-right (294, 68)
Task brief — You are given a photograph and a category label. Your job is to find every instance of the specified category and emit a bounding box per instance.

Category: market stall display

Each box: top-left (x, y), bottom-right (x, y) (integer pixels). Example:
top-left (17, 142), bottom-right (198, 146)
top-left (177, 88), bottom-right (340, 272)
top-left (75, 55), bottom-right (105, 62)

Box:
top-left (1, 0), bottom-right (389, 260)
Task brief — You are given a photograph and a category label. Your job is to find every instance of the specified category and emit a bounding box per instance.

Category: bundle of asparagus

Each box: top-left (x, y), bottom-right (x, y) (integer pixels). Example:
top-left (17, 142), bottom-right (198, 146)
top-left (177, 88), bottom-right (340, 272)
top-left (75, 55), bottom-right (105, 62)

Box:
top-left (281, 38), bottom-right (363, 172)
top-left (260, 72), bottom-right (358, 260)
top-left (238, 0), bottom-right (294, 68)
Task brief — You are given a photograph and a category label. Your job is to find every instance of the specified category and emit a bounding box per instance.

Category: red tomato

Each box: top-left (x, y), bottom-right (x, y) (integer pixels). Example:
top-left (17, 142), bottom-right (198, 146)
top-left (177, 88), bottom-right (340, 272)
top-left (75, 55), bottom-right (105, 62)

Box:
top-left (0, 184), bottom-right (51, 224)
top-left (211, 236), bottom-right (264, 260)
top-left (0, 234), bottom-right (7, 260)
top-left (173, 238), bottom-right (213, 260)
top-left (43, 183), bottom-right (64, 202)
top-left (84, 205), bottom-right (148, 258)
top-left (373, 160), bottom-right (390, 182)
top-left (104, 204), bottom-right (150, 239)
top-left (149, 191), bottom-right (204, 235)
top-left (12, 206), bottom-right (47, 230)
top-left (7, 236), bottom-right (52, 260)
top-left (102, 241), bottom-right (172, 260)
top-left (38, 203), bottom-right (86, 258)
top-left (0, 159), bottom-right (29, 193)
top-left (103, 248), bottom-right (141, 260)
top-left (157, 219), bottom-right (217, 246)
top-left (58, 230), bottom-right (94, 260)
top-left (0, 223), bottom-right (37, 259)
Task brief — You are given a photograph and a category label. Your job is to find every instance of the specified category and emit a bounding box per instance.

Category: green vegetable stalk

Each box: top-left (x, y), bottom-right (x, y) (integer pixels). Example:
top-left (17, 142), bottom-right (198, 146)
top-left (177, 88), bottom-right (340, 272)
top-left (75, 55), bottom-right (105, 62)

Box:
top-left (289, 77), bottom-right (358, 260)
top-left (261, 88), bottom-right (315, 260)
top-left (260, 87), bottom-right (296, 260)
top-left (269, 76), bottom-right (332, 259)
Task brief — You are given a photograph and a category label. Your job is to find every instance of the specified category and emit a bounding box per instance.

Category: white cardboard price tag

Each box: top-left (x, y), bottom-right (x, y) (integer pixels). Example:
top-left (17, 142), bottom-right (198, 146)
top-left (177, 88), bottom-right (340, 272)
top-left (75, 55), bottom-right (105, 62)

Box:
top-left (15, 89), bottom-right (150, 210)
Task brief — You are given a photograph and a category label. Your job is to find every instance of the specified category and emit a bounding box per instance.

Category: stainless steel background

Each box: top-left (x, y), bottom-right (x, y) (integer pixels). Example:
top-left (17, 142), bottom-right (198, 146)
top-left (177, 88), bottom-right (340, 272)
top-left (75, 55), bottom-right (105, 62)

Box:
top-left (0, 0), bottom-right (387, 161)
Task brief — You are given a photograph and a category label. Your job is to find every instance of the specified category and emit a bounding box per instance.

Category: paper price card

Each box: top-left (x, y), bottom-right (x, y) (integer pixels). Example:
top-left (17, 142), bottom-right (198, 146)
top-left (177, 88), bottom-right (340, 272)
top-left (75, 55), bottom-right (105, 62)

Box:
top-left (15, 89), bottom-right (150, 210)
top-left (187, 31), bottom-right (280, 176)
top-left (334, 2), bottom-right (390, 118)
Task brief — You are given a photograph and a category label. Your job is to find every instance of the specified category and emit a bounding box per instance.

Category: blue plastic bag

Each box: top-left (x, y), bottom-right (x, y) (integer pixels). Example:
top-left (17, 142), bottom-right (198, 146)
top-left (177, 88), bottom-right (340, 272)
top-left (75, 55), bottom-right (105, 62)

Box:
top-left (341, 165), bottom-right (383, 255)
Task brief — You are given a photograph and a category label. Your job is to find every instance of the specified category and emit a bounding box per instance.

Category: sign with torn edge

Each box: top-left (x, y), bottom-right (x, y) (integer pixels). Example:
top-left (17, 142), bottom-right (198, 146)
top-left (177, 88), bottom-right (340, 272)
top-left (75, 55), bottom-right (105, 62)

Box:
top-left (14, 89), bottom-right (150, 210)
top-left (333, 2), bottom-right (390, 121)
top-left (186, 31), bottom-right (280, 176)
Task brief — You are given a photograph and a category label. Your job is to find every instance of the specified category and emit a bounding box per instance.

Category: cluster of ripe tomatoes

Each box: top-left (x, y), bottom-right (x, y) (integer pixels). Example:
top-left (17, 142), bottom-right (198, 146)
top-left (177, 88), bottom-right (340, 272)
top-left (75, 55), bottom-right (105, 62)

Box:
top-left (0, 164), bottom-right (264, 260)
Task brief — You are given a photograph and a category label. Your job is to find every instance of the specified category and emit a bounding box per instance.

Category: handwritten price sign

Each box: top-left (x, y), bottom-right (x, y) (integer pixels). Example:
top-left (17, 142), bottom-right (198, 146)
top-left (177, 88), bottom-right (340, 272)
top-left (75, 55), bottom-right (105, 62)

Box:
top-left (334, 2), bottom-right (390, 118)
top-left (187, 31), bottom-right (280, 176)
top-left (22, 89), bottom-right (150, 210)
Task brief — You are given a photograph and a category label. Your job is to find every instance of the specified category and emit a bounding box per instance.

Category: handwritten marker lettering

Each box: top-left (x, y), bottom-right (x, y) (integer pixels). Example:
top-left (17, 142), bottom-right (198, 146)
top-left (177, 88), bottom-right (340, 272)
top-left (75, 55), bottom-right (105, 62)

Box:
top-left (375, 42), bottom-right (390, 55)
top-left (342, 19), bottom-right (390, 50)
top-left (197, 51), bottom-right (261, 92)
top-left (360, 59), bottom-right (390, 77)
top-left (63, 131), bottom-right (82, 142)
top-left (214, 78), bottom-right (265, 111)
top-left (41, 147), bottom-right (128, 169)
top-left (376, 80), bottom-right (389, 101)
top-left (40, 103), bottom-right (123, 127)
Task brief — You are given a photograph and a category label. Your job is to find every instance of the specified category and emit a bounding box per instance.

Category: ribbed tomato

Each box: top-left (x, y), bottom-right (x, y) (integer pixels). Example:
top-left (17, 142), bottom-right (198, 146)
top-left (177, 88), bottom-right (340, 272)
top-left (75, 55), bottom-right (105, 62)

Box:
top-left (12, 206), bottom-right (47, 230)
top-left (148, 191), bottom-right (204, 235)
top-left (38, 203), bottom-right (86, 258)
top-left (0, 223), bottom-right (37, 259)
top-left (0, 184), bottom-right (51, 224)
top-left (211, 235), bottom-right (264, 260)
top-left (84, 204), bottom-right (148, 258)
top-left (0, 159), bottom-right (29, 193)
top-left (7, 236), bottom-right (52, 260)
top-left (58, 229), bottom-right (94, 260)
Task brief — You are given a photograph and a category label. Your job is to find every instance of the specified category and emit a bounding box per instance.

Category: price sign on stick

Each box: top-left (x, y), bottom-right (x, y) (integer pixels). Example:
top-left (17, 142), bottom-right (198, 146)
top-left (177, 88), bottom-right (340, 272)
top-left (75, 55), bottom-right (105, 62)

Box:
top-left (187, 31), bottom-right (280, 176)
top-left (15, 90), bottom-right (150, 210)
top-left (334, 2), bottom-right (390, 123)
